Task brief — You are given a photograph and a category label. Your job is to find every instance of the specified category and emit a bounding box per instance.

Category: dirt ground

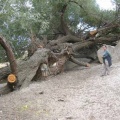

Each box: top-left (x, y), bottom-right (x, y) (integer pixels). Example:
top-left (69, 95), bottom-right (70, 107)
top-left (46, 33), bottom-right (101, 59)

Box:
top-left (0, 62), bottom-right (120, 120)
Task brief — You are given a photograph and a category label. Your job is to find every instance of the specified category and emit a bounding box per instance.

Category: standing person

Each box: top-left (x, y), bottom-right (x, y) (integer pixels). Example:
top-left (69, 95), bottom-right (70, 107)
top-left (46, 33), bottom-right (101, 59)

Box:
top-left (101, 44), bottom-right (112, 76)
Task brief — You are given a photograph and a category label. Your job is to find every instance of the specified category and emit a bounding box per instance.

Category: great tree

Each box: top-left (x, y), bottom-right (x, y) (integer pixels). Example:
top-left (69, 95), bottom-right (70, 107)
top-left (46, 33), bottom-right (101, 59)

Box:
top-left (0, 0), bottom-right (120, 94)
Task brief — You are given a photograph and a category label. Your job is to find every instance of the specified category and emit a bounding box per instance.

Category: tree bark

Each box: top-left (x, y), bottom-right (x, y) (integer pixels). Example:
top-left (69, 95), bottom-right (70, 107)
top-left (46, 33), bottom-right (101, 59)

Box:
top-left (0, 36), bottom-right (17, 75)
top-left (0, 36), bottom-right (17, 94)
top-left (70, 56), bottom-right (89, 66)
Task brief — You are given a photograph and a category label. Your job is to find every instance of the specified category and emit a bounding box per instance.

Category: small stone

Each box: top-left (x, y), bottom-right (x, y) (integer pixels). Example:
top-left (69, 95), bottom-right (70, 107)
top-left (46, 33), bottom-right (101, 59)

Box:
top-left (66, 116), bottom-right (73, 119)
top-left (58, 99), bottom-right (64, 102)
top-left (39, 91), bottom-right (44, 94)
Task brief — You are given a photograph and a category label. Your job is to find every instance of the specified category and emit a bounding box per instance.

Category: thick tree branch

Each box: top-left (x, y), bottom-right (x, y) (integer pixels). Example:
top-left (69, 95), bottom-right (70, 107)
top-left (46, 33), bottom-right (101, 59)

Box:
top-left (72, 41), bottom-right (93, 52)
top-left (72, 36), bottom-right (119, 51)
top-left (0, 85), bottom-right (11, 95)
top-left (98, 23), bottom-right (120, 32)
top-left (60, 3), bottom-right (74, 35)
top-left (0, 36), bottom-right (18, 94)
top-left (70, 56), bottom-right (89, 67)
top-left (49, 35), bottom-right (81, 46)
top-left (0, 66), bottom-right (11, 81)
top-left (0, 36), bottom-right (17, 75)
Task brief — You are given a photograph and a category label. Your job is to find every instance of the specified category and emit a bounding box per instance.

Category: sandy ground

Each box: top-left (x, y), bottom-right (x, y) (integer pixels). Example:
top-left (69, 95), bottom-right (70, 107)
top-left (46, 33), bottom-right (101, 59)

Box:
top-left (0, 63), bottom-right (120, 120)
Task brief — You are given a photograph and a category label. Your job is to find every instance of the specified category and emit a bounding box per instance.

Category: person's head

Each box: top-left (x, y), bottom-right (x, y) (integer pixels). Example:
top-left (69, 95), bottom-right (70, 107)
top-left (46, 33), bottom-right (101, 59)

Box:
top-left (102, 44), bottom-right (107, 51)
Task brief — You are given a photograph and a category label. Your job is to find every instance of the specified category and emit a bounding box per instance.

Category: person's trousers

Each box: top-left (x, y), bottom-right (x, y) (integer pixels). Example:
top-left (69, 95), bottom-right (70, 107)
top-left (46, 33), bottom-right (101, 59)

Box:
top-left (102, 60), bottom-right (110, 76)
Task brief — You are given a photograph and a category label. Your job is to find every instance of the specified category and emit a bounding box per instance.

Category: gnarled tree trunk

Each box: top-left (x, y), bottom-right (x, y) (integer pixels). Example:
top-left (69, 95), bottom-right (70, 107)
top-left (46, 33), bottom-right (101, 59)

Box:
top-left (0, 2), bottom-right (120, 95)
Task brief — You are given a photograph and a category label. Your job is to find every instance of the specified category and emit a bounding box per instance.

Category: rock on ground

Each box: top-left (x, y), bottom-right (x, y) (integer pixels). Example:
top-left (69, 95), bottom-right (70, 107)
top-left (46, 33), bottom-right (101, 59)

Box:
top-left (0, 62), bottom-right (120, 120)
top-left (97, 41), bottom-right (120, 64)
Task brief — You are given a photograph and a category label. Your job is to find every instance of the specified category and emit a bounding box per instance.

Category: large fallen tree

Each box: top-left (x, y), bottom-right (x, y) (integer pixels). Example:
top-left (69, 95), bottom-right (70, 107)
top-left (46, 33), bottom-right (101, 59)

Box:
top-left (0, 1), bottom-right (120, 95)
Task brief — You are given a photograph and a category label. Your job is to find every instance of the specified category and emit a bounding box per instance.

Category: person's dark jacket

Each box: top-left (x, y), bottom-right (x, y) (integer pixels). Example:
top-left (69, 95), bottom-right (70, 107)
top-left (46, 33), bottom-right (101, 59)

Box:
top-left (103, 50), bottom-right (112, 66)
